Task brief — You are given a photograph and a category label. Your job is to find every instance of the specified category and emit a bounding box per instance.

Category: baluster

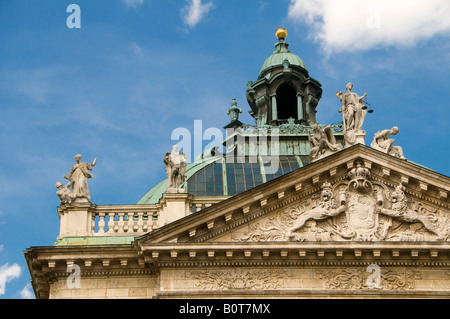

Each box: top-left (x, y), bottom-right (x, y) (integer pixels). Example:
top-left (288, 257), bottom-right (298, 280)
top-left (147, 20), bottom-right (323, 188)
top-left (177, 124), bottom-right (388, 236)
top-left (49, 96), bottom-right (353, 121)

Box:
top-left (142, 213), bottom-right (149, 233)
top-left (98, 212), bottom-right (106, 234)
top-left (124, 213), bottom-right (130, 233)
top-left (128, 212), bottom-right (135, 233)
top-left (108, 212), bottom-right (116, 233)
top-left (91, 213), bottom-right (96, 234)
top-left (117, 213), bottom-right (125, 233)
top-left (133, 212), bottom-right (139, 232)
top-left (134, 212), bottom-right (144, 233)
top-left (152, 212), bottom-right (158, 230)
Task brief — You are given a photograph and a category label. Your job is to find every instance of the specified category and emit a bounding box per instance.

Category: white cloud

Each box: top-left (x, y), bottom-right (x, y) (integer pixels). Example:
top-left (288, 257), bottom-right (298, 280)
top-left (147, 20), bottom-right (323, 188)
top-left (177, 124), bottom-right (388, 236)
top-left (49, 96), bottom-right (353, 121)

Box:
top-left (130, 42), bottom-right (144, 58)
top-left (181, 0), bottom-right (214, 28)
top-left (0, 263), bottom-right (21, 295)
top-left (7, 67), bottom-right (61, 104)
top-left (20, 283), bottom-right (34, 299)
top-left (287, 0), bottom-right (450, 54)
top-left (258, 2), bottom-right (269, 12)
top-left (122, 0), bottom-right (144, 8)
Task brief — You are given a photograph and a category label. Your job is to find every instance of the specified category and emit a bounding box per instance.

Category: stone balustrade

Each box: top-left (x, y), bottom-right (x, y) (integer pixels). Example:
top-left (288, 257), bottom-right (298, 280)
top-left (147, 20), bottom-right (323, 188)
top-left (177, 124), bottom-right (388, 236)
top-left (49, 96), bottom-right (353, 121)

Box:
top-left (57, 203), bottom-right (160, 239)
top-left (92, 207), bottom-right (159, 236)
top-left (57, 195), bottom-right (230, 239)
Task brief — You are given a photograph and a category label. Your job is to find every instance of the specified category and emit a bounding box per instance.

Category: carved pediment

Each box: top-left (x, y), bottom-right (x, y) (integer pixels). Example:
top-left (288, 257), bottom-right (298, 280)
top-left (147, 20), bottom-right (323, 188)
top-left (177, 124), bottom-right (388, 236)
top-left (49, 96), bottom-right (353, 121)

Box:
top-left (135, 145), bottom-right (450, 246)
top-left (238, 161), bottom-right (449, 243)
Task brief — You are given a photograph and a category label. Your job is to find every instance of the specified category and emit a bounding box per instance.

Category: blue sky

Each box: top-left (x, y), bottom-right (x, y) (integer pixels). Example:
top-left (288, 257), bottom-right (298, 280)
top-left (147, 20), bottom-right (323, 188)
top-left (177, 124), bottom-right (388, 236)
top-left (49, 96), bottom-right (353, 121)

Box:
top-left (0, 0), bottom-right (449, 298)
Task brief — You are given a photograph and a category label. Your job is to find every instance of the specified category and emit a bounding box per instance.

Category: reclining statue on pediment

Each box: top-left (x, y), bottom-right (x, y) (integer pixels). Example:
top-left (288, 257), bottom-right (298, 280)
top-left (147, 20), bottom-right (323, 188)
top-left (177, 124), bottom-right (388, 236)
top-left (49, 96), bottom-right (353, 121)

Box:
top-left (371, 126), bottom-right (406, 160)
top-left (308, 124), bottom-right (341, 162)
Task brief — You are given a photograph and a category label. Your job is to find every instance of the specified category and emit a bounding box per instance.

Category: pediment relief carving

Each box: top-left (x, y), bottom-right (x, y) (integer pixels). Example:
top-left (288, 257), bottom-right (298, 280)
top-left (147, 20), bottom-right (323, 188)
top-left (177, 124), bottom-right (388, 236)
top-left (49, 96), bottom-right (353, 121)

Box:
top-left (136, 149), bottom-right (449, 246)
top-left (238, 161), bottom-right (450, 243)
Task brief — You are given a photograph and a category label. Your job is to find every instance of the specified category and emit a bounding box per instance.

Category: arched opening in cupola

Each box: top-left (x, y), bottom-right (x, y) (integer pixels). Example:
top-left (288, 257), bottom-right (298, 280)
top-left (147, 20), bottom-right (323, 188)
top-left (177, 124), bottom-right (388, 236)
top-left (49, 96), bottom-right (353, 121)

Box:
top-left (276, 83), bottom-right (297, 120)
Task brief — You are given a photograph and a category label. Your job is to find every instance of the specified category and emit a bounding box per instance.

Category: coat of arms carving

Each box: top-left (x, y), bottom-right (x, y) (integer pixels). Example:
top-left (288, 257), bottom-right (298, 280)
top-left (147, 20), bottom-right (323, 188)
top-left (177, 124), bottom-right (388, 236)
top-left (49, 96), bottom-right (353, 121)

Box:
top-left (240, 161), bottom-right (449, 242)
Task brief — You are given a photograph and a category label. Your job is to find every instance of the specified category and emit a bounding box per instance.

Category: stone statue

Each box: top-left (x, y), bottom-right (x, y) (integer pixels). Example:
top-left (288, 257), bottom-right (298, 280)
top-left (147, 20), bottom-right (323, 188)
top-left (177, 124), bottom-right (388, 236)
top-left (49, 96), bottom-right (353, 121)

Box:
top-left (336, 83), bottom-right (367, 132)
top-left (308, 124), bottom-right (341, 162)
top-left (63, 154), bottom-right (97, 202)
top-left (164, 145), bottom-right (187, 193)
top-left (288, 182), bottom-right (347, 239)
top-left (371, 126), bottom-right (406, 159)
top-left (56, 181), bottom-right (76, 204)
top-left (336, 83), bottom-right (367, 147)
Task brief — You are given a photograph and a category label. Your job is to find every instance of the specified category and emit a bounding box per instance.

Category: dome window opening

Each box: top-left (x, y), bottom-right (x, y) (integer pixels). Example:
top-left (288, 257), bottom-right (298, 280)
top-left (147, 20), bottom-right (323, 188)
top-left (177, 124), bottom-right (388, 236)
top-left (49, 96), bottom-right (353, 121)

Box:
top-left (276, 83), bottom-right (298, 121)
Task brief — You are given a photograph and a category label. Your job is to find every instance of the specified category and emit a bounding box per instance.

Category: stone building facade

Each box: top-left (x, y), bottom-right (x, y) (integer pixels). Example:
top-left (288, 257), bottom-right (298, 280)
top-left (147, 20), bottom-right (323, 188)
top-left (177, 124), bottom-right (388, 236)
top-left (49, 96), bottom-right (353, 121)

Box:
top-left (24, 29), bottom-right (450, 299)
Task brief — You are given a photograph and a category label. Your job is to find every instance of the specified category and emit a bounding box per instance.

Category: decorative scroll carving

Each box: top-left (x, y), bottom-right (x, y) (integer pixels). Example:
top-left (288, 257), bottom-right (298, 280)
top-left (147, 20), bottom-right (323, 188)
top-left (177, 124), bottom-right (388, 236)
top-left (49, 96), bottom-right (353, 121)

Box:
top-left (315, 268), bottom-right (422, 290)
top-left (241, 210), bottom-right (296, 242)
top-left (236, 122), bottom-right (343, 136)
top-left (186, 269), bottom-right (288, 290)
top-left (239, 160), bottom-right (449, 242)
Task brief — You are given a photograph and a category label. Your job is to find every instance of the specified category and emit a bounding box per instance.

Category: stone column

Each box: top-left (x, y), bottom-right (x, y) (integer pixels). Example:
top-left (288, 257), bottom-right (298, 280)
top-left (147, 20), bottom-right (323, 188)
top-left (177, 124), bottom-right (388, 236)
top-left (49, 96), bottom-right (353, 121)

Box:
top-left (297, 93), bottom-right (303, 120)
top-left (271, 94), bottom-right (277, 122)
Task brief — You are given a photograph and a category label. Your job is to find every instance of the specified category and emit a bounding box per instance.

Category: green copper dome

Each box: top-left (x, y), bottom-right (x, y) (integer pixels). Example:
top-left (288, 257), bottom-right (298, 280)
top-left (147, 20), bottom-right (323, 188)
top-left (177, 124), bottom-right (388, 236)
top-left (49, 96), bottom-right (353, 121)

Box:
top-left (259, 38), bottom-right (306, 79)
top-left (137, 154), bottom-right (309, 205)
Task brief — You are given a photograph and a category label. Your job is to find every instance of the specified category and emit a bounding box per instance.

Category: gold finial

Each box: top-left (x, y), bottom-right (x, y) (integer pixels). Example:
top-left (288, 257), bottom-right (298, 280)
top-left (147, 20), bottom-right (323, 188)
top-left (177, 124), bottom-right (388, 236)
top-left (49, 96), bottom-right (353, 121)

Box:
top-left (276, 28), bottom-right (287, 40)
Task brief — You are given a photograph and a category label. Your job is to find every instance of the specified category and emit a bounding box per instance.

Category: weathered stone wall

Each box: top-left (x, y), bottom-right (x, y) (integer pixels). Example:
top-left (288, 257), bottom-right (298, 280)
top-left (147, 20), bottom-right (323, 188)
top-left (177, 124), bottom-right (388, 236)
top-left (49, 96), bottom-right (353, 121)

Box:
top-left (154, 265), bottom-right (450, 298)
top-left (49, 274), bottom-right (158, 299)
